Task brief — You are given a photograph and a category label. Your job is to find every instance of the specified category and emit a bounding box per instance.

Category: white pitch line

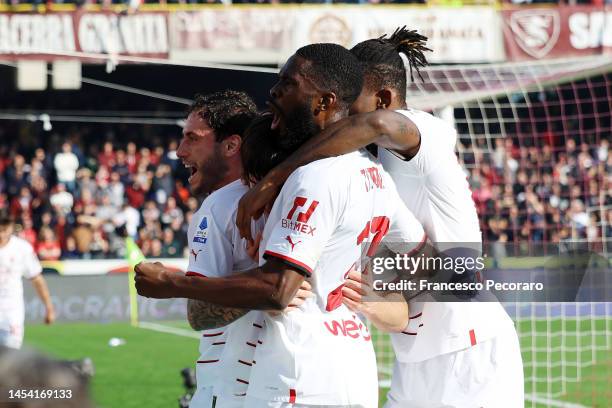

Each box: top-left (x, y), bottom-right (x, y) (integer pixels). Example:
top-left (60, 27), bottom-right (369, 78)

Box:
top-left (525, 394), bottom-right (590, 408)
top-left (137, 321), bottom-right (200, 339)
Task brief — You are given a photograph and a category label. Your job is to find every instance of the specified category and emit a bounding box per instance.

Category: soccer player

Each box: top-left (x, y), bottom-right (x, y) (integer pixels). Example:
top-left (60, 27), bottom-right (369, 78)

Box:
top-left (140, 92), bottom-right (311, 408)
top-left (177, 90), bottom-right (263, 408)
top-left (0, 215), bottom-right (55, 349)
top-left (236, 29), bottom-right (524, 407)
top-left (135, 43), bottom-right (425, 407)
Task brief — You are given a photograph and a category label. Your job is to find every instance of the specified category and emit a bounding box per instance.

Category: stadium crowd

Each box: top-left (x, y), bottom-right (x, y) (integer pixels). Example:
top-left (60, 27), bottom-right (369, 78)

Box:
top-left (0, 136), bottom-right (193, 260)
top-left (0, 124), bottom-right (608, 261)
top-left (468, 137), bottom-right (610, 255)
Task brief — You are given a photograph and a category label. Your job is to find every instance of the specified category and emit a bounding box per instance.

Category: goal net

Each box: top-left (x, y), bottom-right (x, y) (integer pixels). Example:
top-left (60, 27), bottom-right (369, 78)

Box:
top-left (372, 55), bottom-right (612, 407)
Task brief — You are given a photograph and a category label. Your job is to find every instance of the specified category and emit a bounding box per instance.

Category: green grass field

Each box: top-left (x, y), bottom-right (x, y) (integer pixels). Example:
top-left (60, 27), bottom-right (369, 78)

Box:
top-left (24, 320), bottom-right (611, 408)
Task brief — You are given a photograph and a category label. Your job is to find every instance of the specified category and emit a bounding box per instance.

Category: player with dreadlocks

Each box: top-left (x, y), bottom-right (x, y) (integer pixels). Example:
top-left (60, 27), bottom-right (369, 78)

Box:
top-left (237, 27), bottom-right (524, 407)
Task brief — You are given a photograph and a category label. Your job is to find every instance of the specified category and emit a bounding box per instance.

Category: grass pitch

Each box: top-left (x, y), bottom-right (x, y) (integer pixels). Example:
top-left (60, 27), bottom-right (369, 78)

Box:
top-left (25, 320), bottom-right (611, 408)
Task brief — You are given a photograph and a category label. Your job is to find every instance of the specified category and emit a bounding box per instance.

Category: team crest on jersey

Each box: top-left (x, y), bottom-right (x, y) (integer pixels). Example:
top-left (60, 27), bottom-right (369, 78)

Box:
top-left (193, 216), bottom-right (208, 244)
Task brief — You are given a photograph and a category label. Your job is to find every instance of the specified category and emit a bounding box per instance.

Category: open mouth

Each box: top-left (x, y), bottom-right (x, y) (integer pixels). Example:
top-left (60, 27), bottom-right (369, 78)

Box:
top-left (184, 162), bottom-right (198, 183)
top-left (267, 100), bottom-right (285, 131)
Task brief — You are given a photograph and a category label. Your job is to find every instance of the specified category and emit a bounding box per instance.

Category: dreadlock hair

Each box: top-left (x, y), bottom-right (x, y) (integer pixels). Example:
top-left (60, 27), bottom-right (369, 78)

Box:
top-left (295, 43), bottom-right (364, 110)
top-left (241, 114), bottom-right (289, 186)
top-left (351, 26), bottom-right (431, 101)
top-left (188, 90), bottom-right (258, 142)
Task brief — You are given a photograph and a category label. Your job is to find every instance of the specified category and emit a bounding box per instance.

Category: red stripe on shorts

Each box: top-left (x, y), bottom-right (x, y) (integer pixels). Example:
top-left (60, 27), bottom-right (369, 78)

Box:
top-left (469, 329), bottom-right (477, 346)
top-left (289, 389), bottom-right (296, 404)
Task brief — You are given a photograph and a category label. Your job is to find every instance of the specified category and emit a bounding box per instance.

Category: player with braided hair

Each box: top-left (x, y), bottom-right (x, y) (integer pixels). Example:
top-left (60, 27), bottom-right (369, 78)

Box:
top-left (237, 28), bottom-right (524, 407)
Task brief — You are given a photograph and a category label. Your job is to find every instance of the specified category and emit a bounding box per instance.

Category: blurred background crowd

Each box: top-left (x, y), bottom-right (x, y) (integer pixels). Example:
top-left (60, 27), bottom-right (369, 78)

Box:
top-left (0, 130), bottom-right (193, 261)
top-left (0, 118), bottom-right (609, 261)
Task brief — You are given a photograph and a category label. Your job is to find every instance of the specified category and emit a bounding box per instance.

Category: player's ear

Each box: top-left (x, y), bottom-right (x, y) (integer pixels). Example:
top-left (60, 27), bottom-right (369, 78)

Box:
top-left (223, 134), bottom-right (242, 157)
top-left (375, 89), bottom-right (392, 110)
top-left (316, 93), bottom-right (337, 114)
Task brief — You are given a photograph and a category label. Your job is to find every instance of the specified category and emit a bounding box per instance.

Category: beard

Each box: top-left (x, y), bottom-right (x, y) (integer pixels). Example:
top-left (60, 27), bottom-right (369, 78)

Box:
top-left (277, 102), bottom-right (321, 153)
top-left (192, 143), bottom-right (229, 197)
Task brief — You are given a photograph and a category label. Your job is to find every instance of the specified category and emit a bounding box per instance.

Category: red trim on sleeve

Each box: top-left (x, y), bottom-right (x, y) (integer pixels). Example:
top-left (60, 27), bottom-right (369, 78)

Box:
top-left (263, 250), bottom-right (313, 276)
top-left (404, 233), bottom-right (428, 257)
top-left (289, 389), bottom-right (297, 404)
top-left (203, 331), bottom-right (224, 337)
top-left (469, 329), bottom-right (477, 346)
top-left (186, 271), bottom-right (206, 277)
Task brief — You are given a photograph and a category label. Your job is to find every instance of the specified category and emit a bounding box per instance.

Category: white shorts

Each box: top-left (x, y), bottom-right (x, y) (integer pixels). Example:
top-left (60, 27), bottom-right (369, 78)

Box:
top-left (189, 386), bottom-right (246, 408)
top-left (243, 396), bottom-right (369, 408)
top-left (385, 325), bottom-right (524, 408)
top-left (0, 321), bottom-right (24, 349)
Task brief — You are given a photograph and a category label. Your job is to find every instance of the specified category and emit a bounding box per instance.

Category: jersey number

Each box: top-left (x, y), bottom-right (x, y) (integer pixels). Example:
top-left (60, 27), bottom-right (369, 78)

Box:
top-left (357, 216), bottom-right (390, 257)
top-left (286, 196), bottom-right (319, 223)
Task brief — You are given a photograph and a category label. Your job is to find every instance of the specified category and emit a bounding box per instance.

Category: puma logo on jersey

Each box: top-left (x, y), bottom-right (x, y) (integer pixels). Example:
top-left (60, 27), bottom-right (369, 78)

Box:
top-left (190, 249), bottom-right (203, 261)
top-left (285, 236), bottom-right (302, 252)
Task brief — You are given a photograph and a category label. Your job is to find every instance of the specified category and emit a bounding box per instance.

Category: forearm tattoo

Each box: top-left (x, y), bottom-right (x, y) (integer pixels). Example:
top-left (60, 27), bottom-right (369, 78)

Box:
top-left (187, 299), bottom-right (248, 330)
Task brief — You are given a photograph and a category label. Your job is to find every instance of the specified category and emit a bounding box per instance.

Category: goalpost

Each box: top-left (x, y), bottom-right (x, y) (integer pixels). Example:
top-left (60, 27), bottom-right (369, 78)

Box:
top-left (372, 55), bottom-right (612, 406)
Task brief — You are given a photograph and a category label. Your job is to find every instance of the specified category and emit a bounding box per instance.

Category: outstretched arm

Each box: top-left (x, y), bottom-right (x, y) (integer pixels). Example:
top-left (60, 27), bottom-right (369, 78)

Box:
top-left (236, 110), bottom-right (419, 240)
top-left (186, 279), bottom-right (313, 330)
top-left (135, 259), bottom-right (305, 311)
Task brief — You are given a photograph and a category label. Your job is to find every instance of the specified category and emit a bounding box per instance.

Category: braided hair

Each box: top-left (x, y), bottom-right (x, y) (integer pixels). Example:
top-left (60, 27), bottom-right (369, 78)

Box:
top-left (351, 26), bottom-right (431, 101)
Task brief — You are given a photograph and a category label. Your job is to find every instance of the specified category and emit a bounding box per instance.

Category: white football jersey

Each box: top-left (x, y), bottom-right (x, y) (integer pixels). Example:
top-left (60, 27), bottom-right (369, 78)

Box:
top-left (382, 109), bottom-right (515, 362)
top-left (186, 179), bottom-right (265, 405)
top-left (247, 151), bottom-right (424, 406)
top-left (0, 236), bottom-right (42, 324)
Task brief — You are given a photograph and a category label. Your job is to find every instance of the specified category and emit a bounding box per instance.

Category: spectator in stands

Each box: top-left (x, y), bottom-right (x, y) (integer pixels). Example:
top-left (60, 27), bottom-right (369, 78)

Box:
top-left (126, 142), bottom-right (139, 174)
top-left (18, 216), bottom-right (37, 247)
top-left (10, 186), bottom-right (32, 220)
top-left (36, 226), bottom-right (62, 261)
top-left (77, 168), bottom-right (98, 201)
top-left (112, 150), bottom-right (131, 185)
top-left (126, 181), bottom-right (146, 209)
top-left (98, 142), bottom-right (115, 170)
top-left (152, 164), bottom-right (173, 204)
top-left (162, 140), bottom-right (180, 172)
top-left (161, 228), bottom-right (181, 258)
top-left (160, 196), bottom-right (182, 226)
top-left (89, 230), bottom-right (110, 259)
top-left (33, 148), bottom-right (53, 181)
top-left (4, 154), bottom-right (28, 198)
top-left (113, 202), bottom-right (140, 239)
top-left (62, 236), bottom-right (82, 259)
top-left (50, 184), bottom-right (74, 216)
top-left (105, 172), bottom-right (125, 207)
top-left (54, 142), bottom-right (80, 194)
